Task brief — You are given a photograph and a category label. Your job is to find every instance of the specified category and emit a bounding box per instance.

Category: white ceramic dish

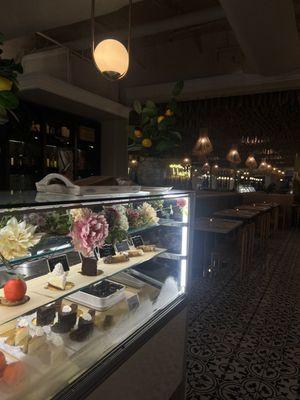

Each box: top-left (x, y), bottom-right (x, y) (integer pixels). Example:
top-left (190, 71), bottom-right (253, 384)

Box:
top-left (66, 280), bottom-right (125, 311)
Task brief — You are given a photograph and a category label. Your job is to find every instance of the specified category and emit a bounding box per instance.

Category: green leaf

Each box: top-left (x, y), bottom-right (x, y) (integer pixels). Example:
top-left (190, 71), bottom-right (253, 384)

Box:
top-left (170, 130), bottom-right (182, 141)
top-left (133, 100), bottom-right (142, 114)
top-left (0, 91), bottom-right (19, 109)
top-left (156, 139), bottom-right (173, 153)
top-left (127, 125), bottom-right (135, 138)
top-left (142, 107), bottom-right (157, 118)
top-left (172, 80), bottom-right (184, 97)
top-left (141, 114), bottom-right (150, 125)
top-left (0, 106), bottom-right (8, 124)
top-left (145, 100), bottom-right (156, 110)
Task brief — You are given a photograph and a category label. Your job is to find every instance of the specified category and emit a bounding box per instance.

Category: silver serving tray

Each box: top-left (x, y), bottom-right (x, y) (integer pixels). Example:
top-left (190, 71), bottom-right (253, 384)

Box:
top-left (36, 173), bottom-right (141, 195)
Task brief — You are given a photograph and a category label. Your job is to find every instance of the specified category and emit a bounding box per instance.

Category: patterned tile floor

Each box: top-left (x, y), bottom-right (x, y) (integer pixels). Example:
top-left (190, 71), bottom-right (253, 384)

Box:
top-left (185, 229), bottom-right (300, 400)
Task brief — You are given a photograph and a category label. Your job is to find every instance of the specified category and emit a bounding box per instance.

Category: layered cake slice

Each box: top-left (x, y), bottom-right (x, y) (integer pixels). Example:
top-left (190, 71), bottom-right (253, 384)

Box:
top-left (36, 302), bottom-right (56, 326)
top-left (51, 304), bottom-right (78, 333)
top-left (69, 310), bottom-right (95, 342)
top-left (48, 263), bottom-right (67, 290)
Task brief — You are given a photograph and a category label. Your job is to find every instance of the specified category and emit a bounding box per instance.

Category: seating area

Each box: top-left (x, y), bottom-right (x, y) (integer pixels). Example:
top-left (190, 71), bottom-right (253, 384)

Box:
top-left (194, 197), bottom-right (282, 278)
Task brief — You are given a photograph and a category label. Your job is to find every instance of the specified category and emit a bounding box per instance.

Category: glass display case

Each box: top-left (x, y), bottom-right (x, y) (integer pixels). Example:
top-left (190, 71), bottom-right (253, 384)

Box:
top-left (0, 190), bottom-right (194, 400)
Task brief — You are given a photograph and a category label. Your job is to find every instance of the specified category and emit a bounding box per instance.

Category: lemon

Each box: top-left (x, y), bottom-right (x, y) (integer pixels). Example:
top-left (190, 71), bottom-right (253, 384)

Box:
top-left (157, 115), bottom-right (165, 124)
top-left (134, 129), bottom-right (143, 138)
top-left (0, 77), bottom-right (13, 91)
top-left (165, 109), bottom-right (173, 116)
top-left (142, 138), bottom-right (152, 148)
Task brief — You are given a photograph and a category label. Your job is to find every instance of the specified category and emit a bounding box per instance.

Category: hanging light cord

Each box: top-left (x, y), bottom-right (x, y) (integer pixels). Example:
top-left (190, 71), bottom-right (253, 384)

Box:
top-left (91, 0), bottom-right (132, 57)
top-left (91, 0), bottom-right (96, 55)
top-left (128, 0), bottom-right (133, 61)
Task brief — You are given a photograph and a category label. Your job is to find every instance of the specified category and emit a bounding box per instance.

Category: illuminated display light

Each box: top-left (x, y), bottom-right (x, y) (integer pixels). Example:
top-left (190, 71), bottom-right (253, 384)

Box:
top-left (169, 163), bottom-right (191, 179)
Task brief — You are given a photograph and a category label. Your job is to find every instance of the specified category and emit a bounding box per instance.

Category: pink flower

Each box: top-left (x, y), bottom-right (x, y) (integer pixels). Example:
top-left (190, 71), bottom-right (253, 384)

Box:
top-left (126, 208), bottom-right (143, 228)
top-left (70, 210), bottom-right (109, 257)
top-left (176, 198), bottom-right (187, 208)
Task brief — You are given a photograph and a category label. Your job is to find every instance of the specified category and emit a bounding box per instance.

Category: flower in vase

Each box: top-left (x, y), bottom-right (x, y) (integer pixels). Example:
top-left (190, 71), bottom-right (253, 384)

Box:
top-left (70, 208), bottom-right (89, 222)
top-left (126, 208), bottom-right (143, 228)
top-left (70, 210), bottom-right (109, 257)
top-left (23, 213), bottom-right (46, 232)
top-left (176, 198), bottom-right (187, 208)
top-left (139, 202), bottom-right (159, 225)
top-left (0, 217), bottom-right (43, 260)
top-left (114, 205), bottom-right (129, 231)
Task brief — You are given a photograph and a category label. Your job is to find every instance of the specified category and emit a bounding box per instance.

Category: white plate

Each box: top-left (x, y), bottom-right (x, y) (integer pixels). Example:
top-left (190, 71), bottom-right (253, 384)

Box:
top-left (142, 186), bottom-right (173, 193)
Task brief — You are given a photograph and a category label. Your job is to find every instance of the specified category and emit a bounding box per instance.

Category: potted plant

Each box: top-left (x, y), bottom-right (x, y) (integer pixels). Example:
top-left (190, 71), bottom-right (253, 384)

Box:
top-left (0, 33), bottom-right (23, 124)
top-left (128, 81), bottom-right (184, 186)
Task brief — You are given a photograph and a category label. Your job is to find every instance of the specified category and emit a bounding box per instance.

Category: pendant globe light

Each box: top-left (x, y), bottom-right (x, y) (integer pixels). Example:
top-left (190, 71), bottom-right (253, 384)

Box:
top-left (226, 147), bottom-right (241, 165)
top-left (193, 128), bottom-right (213, 157)
top-left (245, 154), bottom-right (257, 170)
top-left (91, 0), bottom-right (132, 81)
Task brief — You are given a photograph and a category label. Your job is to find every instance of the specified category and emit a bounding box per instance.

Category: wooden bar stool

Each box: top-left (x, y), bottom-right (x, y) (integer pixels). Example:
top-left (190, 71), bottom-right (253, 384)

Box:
top-left (239, 222), bottom-right (255, 276)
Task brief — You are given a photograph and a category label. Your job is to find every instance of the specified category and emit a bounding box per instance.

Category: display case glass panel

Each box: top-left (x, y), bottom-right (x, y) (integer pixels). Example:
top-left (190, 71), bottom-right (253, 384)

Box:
top-left (0, 190), bottom-right (194, 400)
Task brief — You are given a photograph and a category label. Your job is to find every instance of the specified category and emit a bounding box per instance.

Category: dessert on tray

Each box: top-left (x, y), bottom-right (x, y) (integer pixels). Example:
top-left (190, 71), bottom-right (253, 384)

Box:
top-left (36, 302), bottom-right (56, 326)
top-left (69, 310), bottom-right (95, 342)
top-left (67, 279), bottom-right (125, 311)
top-left (1, 276), bottom-right (29, 306)
top-left (27, 326), bottom-right (46, 355)
top-left (126, 249), bottom-right (144, 257)
top-left (2, 361), bottom-right (26, 386)
top-left (103, 253), bottom-right (129, 264)
top-left (47, 263), bottom-right (68, 290)
top-left (81, 256), bottom-right (98, 276)
top-left (14, 318), bottom-right (29, 346)
top-left (51, 303), bottom-right (78, 333)
top-left (136, 244), bottom-right (156, 252)
top-left (0, 350), bottom-right (7, 376)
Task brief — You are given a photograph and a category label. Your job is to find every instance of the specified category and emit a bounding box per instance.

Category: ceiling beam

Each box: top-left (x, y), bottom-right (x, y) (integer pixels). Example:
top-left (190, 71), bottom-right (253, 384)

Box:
top-left (219, 0), bottom-right (300, 75)
top-left (65, 6), bottom-right (226, 50)
top-left (123, 71), bottom-right (300, 104)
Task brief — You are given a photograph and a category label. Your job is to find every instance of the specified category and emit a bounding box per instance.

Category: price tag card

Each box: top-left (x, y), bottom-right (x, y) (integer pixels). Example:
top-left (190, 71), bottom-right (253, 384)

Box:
top-left (48, 254), bottom-right (70, 273)
top-left (115, 240), bottom-right (130, 253)
top-left (131, 235), bottom-right (144, 247)
top-left (99, 244), bottom-right (116, 258)
top-left (127, 294), bottom-right (140, 311)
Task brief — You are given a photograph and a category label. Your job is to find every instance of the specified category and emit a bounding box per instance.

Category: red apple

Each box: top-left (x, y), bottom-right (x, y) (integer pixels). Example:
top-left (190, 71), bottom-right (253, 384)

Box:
top-left (4, 278), bottom-right (27, 302)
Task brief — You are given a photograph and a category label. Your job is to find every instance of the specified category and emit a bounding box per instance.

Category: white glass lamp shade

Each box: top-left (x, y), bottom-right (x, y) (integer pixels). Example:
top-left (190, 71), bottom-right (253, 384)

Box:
top-left (93, 39), bottom-right (129, 81)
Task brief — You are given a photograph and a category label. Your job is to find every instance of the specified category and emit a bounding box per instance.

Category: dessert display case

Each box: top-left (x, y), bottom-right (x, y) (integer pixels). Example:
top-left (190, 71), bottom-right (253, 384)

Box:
top-left (0, 189), bottom-right (194, 400)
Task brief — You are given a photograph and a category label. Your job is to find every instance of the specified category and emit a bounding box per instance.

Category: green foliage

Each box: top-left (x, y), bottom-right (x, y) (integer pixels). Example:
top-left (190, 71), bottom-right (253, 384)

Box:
top-left (128, 80), bottom-right (184, 157)
top-left (44, 211), bottom-right (72, 235)
top-left (0, 32), bottom-right (23, 125)
top-left (105, 228), bottom-right (128, 245)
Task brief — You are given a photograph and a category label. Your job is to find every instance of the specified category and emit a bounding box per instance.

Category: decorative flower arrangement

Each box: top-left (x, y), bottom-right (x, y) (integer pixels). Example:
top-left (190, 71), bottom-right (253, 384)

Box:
top-left (126, 202), bottom-right (159, 229)
top-left (104, 205), bottom-right (129, 244)
top-left (176, 198), bottom-right (187, 209)
top-left (0, 217), bottom-right (43, 260)
top-left (23, 213), bottom-right (46, 232)
top-left (139, 202), bottom-right (159, 226)
top-left (69, 208), bottom-right (88, 223)
top-left (23, 211), bottom-right (72, 235)
top-left (126, 208), bottom-right (144, 229)
top-left (70, 209), bottom-right (109, 257)
top-left (0, 32), bottom-right (23, 124)
top-left (128, 81), bottom-right (184, 156)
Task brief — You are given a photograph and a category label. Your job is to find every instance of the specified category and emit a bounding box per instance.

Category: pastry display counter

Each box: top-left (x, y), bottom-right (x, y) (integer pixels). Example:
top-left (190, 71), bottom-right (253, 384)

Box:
top-left (0, 189), bottom-right (194, 400)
